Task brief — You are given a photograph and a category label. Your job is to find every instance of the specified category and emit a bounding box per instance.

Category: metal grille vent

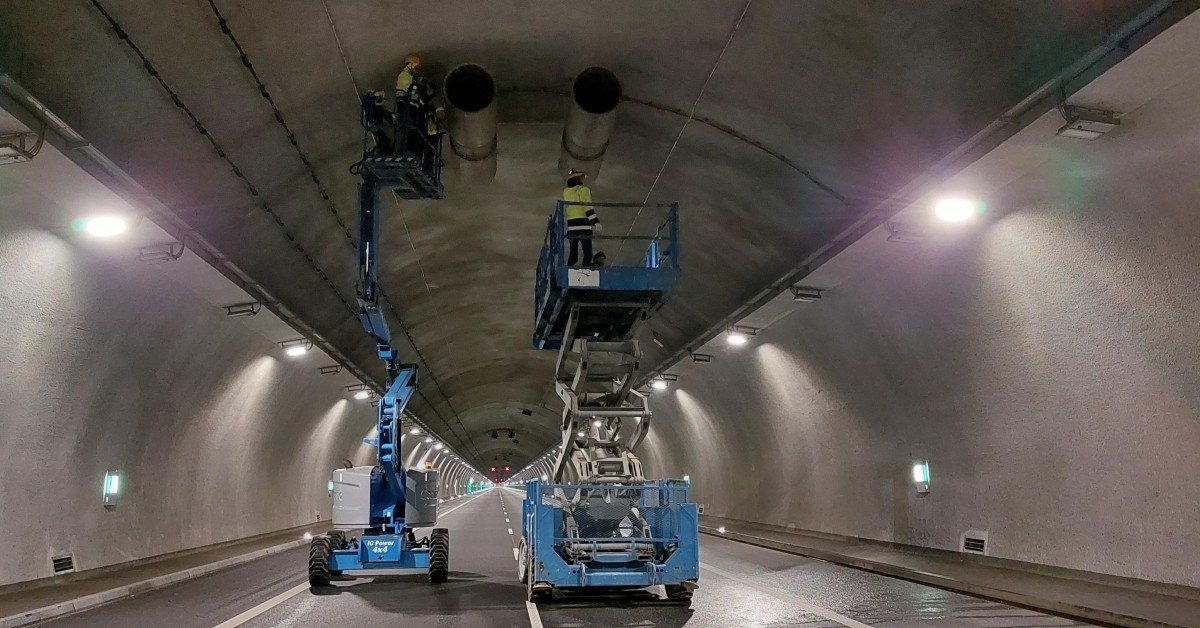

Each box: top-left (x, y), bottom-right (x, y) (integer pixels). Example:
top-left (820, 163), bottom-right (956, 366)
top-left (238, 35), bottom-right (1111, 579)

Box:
top-left (961, 530), bottom-right (989, 555)
top-left (51, 554), bottom-right (75, 574)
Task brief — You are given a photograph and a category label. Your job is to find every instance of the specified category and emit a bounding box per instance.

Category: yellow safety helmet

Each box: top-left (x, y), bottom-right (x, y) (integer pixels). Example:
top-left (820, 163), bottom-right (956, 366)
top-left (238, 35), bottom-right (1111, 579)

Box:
top-left (405, 53), bottom-right (422, 69)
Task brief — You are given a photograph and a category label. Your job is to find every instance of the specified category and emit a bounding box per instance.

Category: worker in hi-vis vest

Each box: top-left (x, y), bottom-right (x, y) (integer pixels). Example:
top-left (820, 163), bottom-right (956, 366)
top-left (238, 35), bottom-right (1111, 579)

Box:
top-left (563, 168), bottom-right (602, 266)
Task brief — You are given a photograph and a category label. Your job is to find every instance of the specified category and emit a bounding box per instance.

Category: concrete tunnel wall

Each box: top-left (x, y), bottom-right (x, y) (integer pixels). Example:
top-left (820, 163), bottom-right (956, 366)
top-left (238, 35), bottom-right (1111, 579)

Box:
top-left (0, 222), bottom-right (478, 587)
top-left (640, 107), bottom-right (1200, 588)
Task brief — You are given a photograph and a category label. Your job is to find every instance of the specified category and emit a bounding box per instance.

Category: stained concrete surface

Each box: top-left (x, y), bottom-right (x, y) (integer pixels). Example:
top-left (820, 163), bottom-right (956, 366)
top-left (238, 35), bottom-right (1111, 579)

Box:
top-left (639, 11), bottom-right (1200, 588)
top-left (0, 0), bottom-right (1161, 470)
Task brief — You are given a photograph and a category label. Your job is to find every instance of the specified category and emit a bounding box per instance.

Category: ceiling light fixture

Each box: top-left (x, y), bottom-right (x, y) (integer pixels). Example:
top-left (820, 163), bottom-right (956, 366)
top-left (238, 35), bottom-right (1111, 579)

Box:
top-left (82, 215), bottom-right (129, 238)
top-left (791, 286), bottom-right (823, 302)
top-left (933, 198), bottom-right (982, 223)
top-left (279, 339), bottom-right (312, 357)
top-left (225, 302), bottom-right (262, 318)
top-left (1056, 105), bottom-right (1120, 140)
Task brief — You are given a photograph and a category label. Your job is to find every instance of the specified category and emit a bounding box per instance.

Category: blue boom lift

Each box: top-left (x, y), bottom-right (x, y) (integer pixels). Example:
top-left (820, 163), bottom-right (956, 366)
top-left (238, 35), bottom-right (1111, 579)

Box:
top-left (520, 201), bottom-right (700, 603)
top-left (306, 78), bottom-right (449, 586)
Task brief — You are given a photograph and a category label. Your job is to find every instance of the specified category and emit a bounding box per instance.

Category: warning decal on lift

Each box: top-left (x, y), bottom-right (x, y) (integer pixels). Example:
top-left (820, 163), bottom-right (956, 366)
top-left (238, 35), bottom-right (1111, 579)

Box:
top-left (568, 269), bottom-right (600, 287)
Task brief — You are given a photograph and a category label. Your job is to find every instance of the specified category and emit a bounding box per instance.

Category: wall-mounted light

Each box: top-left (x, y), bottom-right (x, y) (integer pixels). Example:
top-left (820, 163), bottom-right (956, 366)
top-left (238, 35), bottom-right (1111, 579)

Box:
top-left (1057, 105), bottom-right (1120, 140)
top-left (345, 383), bottom-right (372, 400)
top-left (689, 352), bottom-right (712, 363)
top-left (790, 286), bottom-right (823, 303)
top-left (102, 470), bottom-right (122, 508)
top-left (912, 460), bottom-right (931, 495)
top-left (933, 198), bottom-right (984, 223)
top-left (885, 220), bottom-right (924, 244)
top-left (592, 419), bottom-right (602, 427)
top-left (651, 332), bottom-right (666, 348)
top-left (135, 241), bottom-right (185, 264)
top-left (434, 443), bottom-right (444, 450)
top-left (576, 431), bottom-right (585, 438)
top-left (409, 428), bottom-right (422, 435)
top-left (225, 302), bottom-right (262, 318)
top-left (727, 326), bottom-right (756, 346)
top-left (279, 338), bottom-right (312, 357)
top-left (424, 437), bottom-right (434, 443)
top-left (82, 215), bottom-right (129, 238)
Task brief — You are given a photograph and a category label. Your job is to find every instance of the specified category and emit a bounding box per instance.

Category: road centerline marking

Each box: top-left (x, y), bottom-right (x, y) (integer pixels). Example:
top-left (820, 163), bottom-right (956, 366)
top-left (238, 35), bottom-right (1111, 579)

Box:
top-left (701, 562), bottom-right (875, 628)
top-left (526, 601), bottom-right (545, 628)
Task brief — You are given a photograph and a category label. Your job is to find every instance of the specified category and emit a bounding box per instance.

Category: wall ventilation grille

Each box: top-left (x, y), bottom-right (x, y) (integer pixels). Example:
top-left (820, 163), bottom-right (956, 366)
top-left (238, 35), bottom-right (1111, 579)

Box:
top-left (51, 554), bottom-right (75, 574)
top-left (961, 530), bottom-right (989, 555)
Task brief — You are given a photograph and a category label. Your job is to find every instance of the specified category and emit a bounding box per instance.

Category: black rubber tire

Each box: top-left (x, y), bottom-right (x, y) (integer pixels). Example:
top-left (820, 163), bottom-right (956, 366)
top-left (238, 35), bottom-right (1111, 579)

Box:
top-left (525, 559), bottom-right (550, 603)
top-left (307, 537), bottom-right (332, 587)
top-left (517, 539), bottom-right (529, 584)
top-left (428, 528), bottom-right (450, 584)
top-left (326, 531), bottom-right (345, 576)
top-left (665, 583), bottom-right (693, 605)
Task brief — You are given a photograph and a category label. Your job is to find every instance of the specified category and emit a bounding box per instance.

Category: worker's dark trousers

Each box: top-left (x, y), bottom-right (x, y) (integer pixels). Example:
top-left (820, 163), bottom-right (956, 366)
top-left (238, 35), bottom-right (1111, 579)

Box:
top-left (568, 233), bottom-right (593, 266)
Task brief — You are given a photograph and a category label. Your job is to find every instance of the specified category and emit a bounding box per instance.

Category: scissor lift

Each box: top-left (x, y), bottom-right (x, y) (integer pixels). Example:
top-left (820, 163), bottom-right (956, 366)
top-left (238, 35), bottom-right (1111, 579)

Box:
top-left (521, 202), bottom-right (699, 603)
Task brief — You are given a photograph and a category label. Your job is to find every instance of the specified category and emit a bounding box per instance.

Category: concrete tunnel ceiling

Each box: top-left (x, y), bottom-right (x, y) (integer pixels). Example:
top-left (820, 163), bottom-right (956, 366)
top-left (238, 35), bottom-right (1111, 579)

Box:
top-left (0, 0), bottom-right (1160, 471)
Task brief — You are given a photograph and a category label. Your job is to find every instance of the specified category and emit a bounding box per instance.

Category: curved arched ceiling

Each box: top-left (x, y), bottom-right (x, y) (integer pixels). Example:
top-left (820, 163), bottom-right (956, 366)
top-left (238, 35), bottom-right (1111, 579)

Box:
top-left (0, 0), bottom-right (1155, 470)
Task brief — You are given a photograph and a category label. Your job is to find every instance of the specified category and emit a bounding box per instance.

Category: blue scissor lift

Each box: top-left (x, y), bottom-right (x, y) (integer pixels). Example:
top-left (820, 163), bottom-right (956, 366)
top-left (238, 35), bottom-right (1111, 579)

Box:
top-left (306, 84), bottom-right (449, 586)
top-left (521, 202), bottom-right (700, 604)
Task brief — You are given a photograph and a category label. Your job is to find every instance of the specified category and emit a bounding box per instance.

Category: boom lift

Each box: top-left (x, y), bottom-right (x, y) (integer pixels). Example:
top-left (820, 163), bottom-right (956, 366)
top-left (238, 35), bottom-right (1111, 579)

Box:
top-left (306, 78), bottom-right (449, 586)
top-left (519, 201), bottom-right (700, 603)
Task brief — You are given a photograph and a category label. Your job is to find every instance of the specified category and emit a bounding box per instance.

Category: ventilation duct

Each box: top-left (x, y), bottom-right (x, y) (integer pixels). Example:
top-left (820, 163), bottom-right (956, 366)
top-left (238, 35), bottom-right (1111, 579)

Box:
top-left (559, 66), bottom-right (621, 180)
top-left (444, 63), bottom-right (498, 183)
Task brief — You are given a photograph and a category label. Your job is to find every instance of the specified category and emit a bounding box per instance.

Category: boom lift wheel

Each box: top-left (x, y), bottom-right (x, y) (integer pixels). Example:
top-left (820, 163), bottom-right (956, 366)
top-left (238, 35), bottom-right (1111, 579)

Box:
top-left (325, 532), bottom-right (345, 576)
top-left (307, 537), bottom-right (332, 587)
top-left (428, 528), bottom-right (450, 583)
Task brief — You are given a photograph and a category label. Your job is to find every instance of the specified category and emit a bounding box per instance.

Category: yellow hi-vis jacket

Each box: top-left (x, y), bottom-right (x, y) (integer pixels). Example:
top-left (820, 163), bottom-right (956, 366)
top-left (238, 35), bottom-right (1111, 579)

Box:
top-left (562, 185), bottom-right (598, 232)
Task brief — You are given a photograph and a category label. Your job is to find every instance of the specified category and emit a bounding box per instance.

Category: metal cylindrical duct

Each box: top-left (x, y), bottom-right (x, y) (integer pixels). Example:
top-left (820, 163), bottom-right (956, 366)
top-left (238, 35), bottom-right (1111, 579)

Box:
top-left (558, 66), bottom-right (621, 180)
top-left (444, 63), bottom-right (498, 183)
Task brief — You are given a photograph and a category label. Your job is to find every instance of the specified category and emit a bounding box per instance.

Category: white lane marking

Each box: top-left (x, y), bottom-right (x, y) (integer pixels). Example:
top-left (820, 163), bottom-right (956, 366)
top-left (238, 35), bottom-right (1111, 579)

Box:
top-left (526, 601), bottom-right (545, 628)
top-left (507, 528), bottom-right (514, 536)
top-left (506, 518), bottom-right (510, 523)
top-left (701, 562), bottom-right (875, 628)
top-left (512, 547), bottom-right (519, 561)
top-left (438, 489), bottom-right (491, 519)
top-left (211, 582), bottom-right (308, 628)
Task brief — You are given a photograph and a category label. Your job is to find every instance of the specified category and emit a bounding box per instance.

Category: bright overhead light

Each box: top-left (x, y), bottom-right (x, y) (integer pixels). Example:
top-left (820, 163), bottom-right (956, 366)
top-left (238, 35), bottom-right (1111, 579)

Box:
top-left (354, 390), bottom-right (369, 400)
top-left (424, 437), bottom-right (433, 443)
top-left (280, 339), bottom-right (311, 357)
top-left (409, 428), bottom-right (421, 435)
top-left (933, 198), bottom-right (982, 223)
top-left (651, 378), bottom-right (668, 390)
top-left (592, 420), bottom-right (602, 427)
top-left (434, 443), bottom-right (444, 450)
top-left (727, 331), bottom-right (748, 345)
top-left (576, 431), bottom-right (585, 438)
top-left (303, 532), bottom-right (313, 540)
top-left (83, 215), bottom-right (128, 238)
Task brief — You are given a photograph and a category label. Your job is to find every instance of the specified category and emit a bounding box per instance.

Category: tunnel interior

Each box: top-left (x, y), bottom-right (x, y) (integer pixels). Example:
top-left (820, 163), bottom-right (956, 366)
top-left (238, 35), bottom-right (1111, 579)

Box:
top-left (1, 1), bottom-right (1199, 625)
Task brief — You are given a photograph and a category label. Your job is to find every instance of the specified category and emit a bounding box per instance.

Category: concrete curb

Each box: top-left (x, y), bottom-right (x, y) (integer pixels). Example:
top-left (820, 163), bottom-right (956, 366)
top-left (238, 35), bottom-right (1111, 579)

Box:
top-left (0, 538), bottom-right (309, 628)
top-left (699, 525), bottom-right (1185, 628)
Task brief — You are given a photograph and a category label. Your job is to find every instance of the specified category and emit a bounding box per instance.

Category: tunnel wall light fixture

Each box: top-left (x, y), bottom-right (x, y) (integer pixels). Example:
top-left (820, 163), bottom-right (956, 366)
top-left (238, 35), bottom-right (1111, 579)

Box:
top-left (81, 215), bottom-right (131, 238)
top-left (102, 470), bottom-right (122, 509)
top-left (727, 326), bottom-right (757, 345)
top-left (885, 221), bottom-right (925, 244)
top-left (791, 286), bottom-right (823, 303)
top-left (135, 241), bottom-right (185, 264)
top-left (279, 338), bottom-right (312, 356)
top-left (318, 364), bottom-right (342, 375)
top-left (912, 460), bottom-right (931, 495)
top-left (225, 302), bottom-right (262, 318)
top-left (1057, 105), bottom-right (1120, 140)
top-left (689, 352), bottom-right (712, 363)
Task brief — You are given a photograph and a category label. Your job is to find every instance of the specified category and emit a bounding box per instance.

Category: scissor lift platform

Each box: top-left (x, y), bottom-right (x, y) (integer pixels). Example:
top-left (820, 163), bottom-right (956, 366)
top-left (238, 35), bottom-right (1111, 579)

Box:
top-left (532, 202), bottom-right (679, 350)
